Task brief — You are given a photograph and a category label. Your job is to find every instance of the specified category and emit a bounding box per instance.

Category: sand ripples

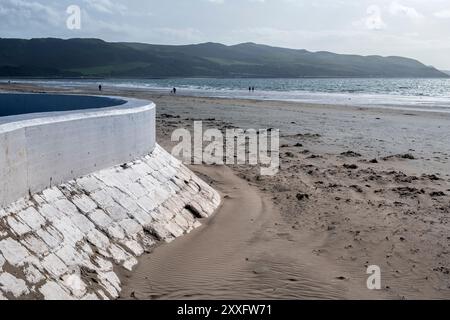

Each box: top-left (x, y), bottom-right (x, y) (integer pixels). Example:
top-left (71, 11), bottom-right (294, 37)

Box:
top-left (121, 166), bottom-right (343, 300)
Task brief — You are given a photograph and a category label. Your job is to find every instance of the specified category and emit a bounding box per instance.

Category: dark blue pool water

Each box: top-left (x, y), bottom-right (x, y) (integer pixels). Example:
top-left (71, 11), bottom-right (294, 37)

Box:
top-left (0, 93), bottom-right (126, 118)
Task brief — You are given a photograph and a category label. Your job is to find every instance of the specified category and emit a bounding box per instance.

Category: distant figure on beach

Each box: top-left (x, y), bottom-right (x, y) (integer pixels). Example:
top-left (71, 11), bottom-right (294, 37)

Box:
top-left (98, 84), bottom-right (102, 92)
top-left (172, 87), bottom-right (177, 94)
top-left (252, 86), bottom-right (255, 92)
top-left (249, 86), bottom-right (251, 92)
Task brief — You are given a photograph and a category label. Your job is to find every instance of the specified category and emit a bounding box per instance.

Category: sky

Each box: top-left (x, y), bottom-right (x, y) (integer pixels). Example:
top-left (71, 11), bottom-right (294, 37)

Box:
top-left (1, 0), bottom-right (450, 69)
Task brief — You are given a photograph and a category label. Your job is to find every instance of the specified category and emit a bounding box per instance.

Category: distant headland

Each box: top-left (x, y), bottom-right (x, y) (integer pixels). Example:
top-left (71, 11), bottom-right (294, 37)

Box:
top-left (0, 38), bottom-right (447, 78)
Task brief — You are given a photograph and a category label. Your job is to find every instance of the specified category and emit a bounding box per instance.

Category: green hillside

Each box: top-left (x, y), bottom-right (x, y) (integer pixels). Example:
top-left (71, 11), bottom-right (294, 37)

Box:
top-left (0, 38), bottom-right (446, 78)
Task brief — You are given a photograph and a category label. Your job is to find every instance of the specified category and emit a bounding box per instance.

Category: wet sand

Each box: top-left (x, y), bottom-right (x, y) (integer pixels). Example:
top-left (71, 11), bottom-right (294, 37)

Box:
top-left (1, 83), bottom-right (450, 300)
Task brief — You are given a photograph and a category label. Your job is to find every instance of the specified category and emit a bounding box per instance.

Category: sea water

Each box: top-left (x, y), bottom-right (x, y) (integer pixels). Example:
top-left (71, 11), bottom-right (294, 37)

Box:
top-left (5, 78), bottom-right (450, 112)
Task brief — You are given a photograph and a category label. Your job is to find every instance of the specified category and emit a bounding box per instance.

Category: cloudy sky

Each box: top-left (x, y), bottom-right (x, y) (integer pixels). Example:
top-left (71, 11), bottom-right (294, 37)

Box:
top-left (1, 0), bottom-right (450, 69)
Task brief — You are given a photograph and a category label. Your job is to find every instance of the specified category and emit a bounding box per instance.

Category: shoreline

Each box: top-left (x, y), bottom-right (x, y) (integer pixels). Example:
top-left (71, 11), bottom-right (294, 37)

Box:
top-left (3, 81), bottom-right (450, 116)
top-left (1, 82), bottom-right (450, 299)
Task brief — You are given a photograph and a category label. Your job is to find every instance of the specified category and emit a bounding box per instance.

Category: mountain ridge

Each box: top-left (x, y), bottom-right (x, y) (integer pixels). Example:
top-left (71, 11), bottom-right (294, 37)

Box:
top-left (0, 38), bottom-right (447, 78)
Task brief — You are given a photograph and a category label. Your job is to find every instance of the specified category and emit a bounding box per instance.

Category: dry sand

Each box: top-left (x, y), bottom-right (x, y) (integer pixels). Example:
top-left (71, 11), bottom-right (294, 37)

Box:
top-left (120, 165), bottom-right (372, 300)
top-left (1, 82), bottom-right (450, 300)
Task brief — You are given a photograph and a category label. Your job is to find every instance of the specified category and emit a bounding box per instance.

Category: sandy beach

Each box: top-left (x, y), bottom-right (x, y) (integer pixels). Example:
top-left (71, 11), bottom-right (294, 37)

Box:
top-left (1, 82), bottom-right (450, 300)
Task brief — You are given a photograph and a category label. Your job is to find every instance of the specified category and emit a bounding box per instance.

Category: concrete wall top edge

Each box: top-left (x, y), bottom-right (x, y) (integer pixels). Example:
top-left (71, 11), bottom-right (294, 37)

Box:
top-left (0, 93), bottom-right (126, 120)
top-left (0, 93), bottom-right (155, 134)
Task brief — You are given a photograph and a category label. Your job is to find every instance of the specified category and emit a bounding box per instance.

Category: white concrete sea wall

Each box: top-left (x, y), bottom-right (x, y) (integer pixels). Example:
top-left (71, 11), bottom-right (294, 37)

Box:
top-left (0, 145), bottom-right (220, 300)
top-left (0, 94), bottom-right (156, 208)
top-left (0, 94), bottom-right (221, 299)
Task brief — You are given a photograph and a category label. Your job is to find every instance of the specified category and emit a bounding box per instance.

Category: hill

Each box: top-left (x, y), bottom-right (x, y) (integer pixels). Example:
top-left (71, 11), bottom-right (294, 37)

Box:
top-left (0, 38), bottom-right (446, 78)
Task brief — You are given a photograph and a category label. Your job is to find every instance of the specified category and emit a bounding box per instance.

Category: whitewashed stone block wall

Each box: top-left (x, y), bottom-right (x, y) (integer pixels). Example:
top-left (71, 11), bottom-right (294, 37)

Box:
top-left (0, 145), bottom-right (221, 300)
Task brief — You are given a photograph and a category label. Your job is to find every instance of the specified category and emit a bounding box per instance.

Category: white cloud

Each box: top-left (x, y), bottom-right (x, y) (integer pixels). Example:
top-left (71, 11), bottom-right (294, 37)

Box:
top-left (0, 0), bottom-right (62, 30)
top-left (389, 2), bottom-right (423, 20)
top-left (83, 0), bottom-right (127, 15)
top-left (434, 10), bottom-right (450, 19)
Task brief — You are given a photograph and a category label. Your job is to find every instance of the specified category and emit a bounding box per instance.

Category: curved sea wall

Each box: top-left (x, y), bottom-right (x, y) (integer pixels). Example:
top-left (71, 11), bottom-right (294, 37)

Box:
top-left (0, 94), bottom-right (220, 300)
top-left (0, 94), bottom-right (156, 208)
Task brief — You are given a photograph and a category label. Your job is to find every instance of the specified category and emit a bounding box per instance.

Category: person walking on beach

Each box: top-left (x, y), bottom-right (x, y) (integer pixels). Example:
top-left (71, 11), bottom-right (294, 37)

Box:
top-left (249, 86), bottom-right (252, 92)
top-left (98, 84), bottom-right (102, 92)
top-left (252, 86), bottom-right (255, 92)
top-left (173, 87), bottom-right (177, 94)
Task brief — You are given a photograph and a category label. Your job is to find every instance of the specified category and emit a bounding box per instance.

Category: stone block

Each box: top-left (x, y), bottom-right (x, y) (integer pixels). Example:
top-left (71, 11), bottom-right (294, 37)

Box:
top-left (37, 204), bottom-right (61, 223)
top-left (41, 188), bottom-right (65, 203)
top-left (123, 257), bottom-right (138, 271)
top-left (0, 273), bottom-right (29, 298)
top-left (39, 281), bottom-right (73, 300)
top-left (36, 226), bottom-right (63, 250)
top-left (94, 256), bottom-right (114, 272)
top-left (82, 293), bottom-right (100, 300)
top-left (24, 264), bottom-right (45, 284)
top-left (107, 224), bottom-right (126, 241)
top-left (18, 207), bottom-right (46, 230)
top-left (108, 244), bottom-right (130, 264)
top-left (42, 253), bottom-right (68, 278)
top-left (99, 271), bottom-right (121, 292)
top-left (71, 195), bottom-right (97, 215)
top-left (119, 219), bottom-right (143, 238)
top-left (6, 216), bottom-right (31, 236)
top-left (62, 273), bottom-right (87, 298)
top-left (121, 240), bottom-right (144, 256)
top-left (164, 220), bottom-right (185, 238)
top-left (90, 189), bottom-right (115, 208)
top-left (88, 210), bottom-right (114, 230)
top-left (76, 176), bottom-right (101, 193)
top-left (56, 245), bottom-right (86, 269)
top-left (53, 217), bottom-right (84, 245)
top-left (21, 234), bottom-right (49, 257)
top-left (128, 208), bottom-right (153, 226)
top-left (53, 199), bottom-right (79, 216)
top-left (70, 213), bottom-right (96, 234)
top-left (87, 229), bottom-right (110, 252)
top-left (104, 204), bottom-right (129, 222)
top-left (0, 238), bottom-right (30, 266)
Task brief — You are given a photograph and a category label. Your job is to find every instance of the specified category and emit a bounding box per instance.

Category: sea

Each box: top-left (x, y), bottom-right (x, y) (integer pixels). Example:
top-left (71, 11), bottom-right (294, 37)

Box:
top-left (4, 78), bottom-right (450, 113)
